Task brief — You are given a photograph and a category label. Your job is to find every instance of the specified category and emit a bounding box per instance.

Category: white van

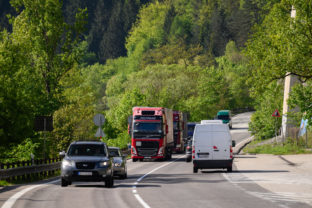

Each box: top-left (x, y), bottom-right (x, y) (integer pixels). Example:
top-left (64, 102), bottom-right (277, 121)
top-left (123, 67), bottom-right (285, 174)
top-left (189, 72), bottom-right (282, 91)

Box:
top-left (192, 122), bottom-right (235, 173)
top-left (200, 120), bottom-right (223, 124)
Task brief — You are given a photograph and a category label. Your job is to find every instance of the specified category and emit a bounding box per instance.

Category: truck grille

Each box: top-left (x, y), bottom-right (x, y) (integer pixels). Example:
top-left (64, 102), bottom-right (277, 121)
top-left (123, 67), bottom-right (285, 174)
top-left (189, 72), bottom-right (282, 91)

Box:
top-left (137, 148), bottom-right (158, 157)
top-left (75, 162), bottom-right (96, 169)
top-left (137, 141), bottom-right (159, 157)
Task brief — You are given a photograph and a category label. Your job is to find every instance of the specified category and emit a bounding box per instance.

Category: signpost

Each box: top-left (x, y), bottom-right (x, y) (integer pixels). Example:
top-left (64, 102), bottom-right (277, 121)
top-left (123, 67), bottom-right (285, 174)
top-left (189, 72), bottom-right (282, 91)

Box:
top-left (93, 114), bottom-right (105, 139)
top-left (34, 116), bottom-right (53, 159)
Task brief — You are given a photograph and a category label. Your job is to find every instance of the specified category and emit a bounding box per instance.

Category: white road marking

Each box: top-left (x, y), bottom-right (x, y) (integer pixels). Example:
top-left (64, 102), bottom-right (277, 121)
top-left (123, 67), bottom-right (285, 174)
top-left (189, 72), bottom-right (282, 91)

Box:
top-left (1, 179), bottom-right (60, 208)
top-left (134, 194), bottom-right (151, 208)
top-left (132, 155), bottom-right (185, 208)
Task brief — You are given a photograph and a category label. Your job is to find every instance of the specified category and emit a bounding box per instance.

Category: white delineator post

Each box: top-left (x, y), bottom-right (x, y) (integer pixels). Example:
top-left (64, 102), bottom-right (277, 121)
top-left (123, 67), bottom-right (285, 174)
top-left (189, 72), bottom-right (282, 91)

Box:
top-left (281, 6), bottom-right (299, 139)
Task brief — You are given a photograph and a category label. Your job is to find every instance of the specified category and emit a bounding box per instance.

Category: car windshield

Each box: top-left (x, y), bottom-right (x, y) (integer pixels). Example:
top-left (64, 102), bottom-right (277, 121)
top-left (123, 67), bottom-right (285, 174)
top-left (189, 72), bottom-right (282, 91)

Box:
top-left (133, 122), bottom-right (162, 133)
top-left (109, 149), bottom-right (121, 157)
top-left (67, 144), bottom-right (106, 156)
top-left (217, 115), bottom-right (229, 120)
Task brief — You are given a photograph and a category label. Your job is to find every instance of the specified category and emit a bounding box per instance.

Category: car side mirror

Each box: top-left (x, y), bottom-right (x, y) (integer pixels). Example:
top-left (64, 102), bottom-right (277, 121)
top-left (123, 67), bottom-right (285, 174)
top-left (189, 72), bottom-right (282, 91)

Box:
top-left (59, 151), bottom-right (66, 158)
top-left (232, 140), bottom-right (236, 147)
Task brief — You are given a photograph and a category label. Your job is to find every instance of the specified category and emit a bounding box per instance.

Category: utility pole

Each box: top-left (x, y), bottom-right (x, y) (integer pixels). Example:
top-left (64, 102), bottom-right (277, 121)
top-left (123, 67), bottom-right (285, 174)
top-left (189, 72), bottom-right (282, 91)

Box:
top-left (281, 6), bottom-right (299, 141)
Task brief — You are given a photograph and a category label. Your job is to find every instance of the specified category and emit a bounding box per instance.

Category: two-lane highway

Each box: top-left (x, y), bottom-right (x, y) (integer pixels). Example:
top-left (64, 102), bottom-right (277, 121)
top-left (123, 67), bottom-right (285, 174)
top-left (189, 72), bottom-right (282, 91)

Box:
top-left (1, 112), bottom-right (310, 208)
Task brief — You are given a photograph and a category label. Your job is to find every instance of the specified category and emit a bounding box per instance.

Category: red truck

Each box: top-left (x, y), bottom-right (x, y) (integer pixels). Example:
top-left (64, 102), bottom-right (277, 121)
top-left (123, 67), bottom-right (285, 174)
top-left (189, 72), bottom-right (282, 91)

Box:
top-left (173, 111), bottom-right (188, 153)
top-left (129, 107), bottom-right (174, 162)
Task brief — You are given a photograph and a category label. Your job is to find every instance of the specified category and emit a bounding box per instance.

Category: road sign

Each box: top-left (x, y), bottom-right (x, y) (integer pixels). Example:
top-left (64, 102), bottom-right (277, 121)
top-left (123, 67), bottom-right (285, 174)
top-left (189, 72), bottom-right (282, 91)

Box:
top-left (95, 127), bottom-right (105, 138)
top-left (93, 114), bottom-right (105, 126)
top-left (272, 109), bottom-right (281, 117)
top-left (34, 116), bottom-right (53, 131)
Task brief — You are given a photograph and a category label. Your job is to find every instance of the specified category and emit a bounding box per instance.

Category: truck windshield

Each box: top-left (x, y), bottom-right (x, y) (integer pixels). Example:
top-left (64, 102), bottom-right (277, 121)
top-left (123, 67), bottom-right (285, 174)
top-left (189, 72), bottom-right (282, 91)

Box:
top-left (67, 144), bottom-right (106, 157)
top-left (133, 122), bottom-right (162, 133)
top-left (217, 115), bottom-right (229, 120)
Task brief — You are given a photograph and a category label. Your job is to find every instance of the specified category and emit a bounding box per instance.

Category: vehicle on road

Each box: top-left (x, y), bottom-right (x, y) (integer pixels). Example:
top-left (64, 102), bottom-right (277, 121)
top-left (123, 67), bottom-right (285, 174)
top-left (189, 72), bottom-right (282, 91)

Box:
top-left (108, 147), bottom-right (127, 179)
top-left (185, 140), bottom-right (193, 162)
top-left (128, 107), bottom-right (174, 161)
top-left (173, 111), bottom-right (188, 153)
top-left (187, 122), bottom-right (196, 138)
top-left (60, 141), bottom-right (114, 187)
top-left (192, 121), bottom-right (235, 173)
top-left (216, 110), bottom-right (232, 129)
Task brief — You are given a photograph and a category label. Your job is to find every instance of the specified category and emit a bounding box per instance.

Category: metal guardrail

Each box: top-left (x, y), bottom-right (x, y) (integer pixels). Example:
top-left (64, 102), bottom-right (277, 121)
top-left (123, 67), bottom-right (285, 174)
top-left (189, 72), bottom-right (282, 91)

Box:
top-left (0, 159), bottom-right (61, 181)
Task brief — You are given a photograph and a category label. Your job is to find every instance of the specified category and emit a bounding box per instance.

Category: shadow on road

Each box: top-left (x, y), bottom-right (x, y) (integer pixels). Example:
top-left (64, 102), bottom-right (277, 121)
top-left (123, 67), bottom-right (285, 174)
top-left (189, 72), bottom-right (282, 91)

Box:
top-left (234, 170), bottom-right (289, 173)
top-left (230, 127), bottom-right (249, 130)
top-left (234, 156), bottom-right (257, 159)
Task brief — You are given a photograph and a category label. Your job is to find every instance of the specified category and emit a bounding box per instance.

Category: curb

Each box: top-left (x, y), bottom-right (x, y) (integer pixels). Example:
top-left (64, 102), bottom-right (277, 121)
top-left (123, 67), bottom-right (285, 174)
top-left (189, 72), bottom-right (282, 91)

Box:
top-left (234, 136), bottom-right (254, 155)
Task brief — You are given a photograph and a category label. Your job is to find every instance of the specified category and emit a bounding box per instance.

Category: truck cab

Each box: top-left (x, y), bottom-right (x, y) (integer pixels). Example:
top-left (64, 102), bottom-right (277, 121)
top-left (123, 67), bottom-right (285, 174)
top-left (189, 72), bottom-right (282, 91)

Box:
top-left (129, 107), bottom-right (174, 161)
top-left (216, 110), bottom-right (232, 129)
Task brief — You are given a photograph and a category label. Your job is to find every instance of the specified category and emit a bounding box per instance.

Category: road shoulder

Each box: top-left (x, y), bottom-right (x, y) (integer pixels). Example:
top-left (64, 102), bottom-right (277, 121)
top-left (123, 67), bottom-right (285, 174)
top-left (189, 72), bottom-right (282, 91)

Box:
top-left (231, 154), bottom-right (312, 206)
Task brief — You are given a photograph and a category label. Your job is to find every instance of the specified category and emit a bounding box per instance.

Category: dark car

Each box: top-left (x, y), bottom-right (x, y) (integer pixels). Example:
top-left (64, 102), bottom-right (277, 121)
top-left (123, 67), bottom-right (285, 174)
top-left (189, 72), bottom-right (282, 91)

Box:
top-left (185, 140), bottom-right (192, 162)
top-left (187, 122), bottom-right (197, 138)
top-left (60, 141), bottom-right (114, 187)
top-left (108, 147), bottom-right (127, 179)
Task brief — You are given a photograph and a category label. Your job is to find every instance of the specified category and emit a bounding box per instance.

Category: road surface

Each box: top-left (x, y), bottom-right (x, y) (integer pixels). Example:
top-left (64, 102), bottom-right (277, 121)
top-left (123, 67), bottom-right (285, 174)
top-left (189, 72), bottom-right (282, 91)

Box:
top-left (1, 112), bottom-right (310, 208)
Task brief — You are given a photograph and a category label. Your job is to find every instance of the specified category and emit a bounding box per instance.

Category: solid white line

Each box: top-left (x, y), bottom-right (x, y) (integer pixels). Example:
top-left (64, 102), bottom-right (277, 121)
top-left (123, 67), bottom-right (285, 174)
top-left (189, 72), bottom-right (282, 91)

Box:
top-left (133, 155), bottom-right (185, 208)
top-left (1, 179), bottom-right (60, 208)
top-left (134, 194), bottom-right (151, 208)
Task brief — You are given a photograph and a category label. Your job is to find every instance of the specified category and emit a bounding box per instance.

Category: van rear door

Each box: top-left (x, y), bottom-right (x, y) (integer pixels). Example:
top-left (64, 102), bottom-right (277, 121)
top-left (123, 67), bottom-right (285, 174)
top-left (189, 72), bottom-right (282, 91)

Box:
top-left (211, 125), bottom-right (231, 160)
top-left (193, 125), bottom-right (213, 160)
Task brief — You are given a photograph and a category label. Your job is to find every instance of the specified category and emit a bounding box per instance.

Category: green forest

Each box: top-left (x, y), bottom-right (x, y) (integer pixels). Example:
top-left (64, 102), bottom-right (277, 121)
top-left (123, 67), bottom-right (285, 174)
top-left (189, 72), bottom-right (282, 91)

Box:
top-left (0, 0), bottom-right (311, 161)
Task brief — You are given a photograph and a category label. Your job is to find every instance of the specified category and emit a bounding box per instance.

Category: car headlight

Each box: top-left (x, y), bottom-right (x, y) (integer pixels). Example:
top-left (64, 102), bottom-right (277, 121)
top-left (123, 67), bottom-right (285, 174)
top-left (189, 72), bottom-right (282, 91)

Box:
top-left (99, 161), bottom-right (109, 167)
top-left (114, 163), bottom-right (121, 167)
top-left (62, 159), bottom-right (74, 168)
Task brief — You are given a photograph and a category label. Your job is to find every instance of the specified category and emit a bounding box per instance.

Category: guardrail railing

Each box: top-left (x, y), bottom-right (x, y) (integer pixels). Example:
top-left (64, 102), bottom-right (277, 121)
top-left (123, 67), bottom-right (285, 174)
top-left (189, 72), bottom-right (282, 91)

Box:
top-left (0, 158), bottom-right (61, 181)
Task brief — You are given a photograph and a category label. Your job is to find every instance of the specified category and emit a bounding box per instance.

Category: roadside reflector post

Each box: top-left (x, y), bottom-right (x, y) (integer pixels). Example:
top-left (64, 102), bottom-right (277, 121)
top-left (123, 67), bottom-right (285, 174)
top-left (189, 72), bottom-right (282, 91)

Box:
top-left (272, 109), bottom-right (281, 143)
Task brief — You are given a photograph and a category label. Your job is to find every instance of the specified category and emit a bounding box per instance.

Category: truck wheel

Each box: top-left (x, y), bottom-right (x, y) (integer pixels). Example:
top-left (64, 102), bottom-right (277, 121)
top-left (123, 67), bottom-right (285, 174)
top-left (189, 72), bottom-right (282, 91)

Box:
top-left (193, 167), bottom-right (198, 173)
top-left (61, 178), bottom-right (68, 187)
top-left (227, 166), bottom-right (232, 172)
top-left (132, 158), bottom-right (138, 162)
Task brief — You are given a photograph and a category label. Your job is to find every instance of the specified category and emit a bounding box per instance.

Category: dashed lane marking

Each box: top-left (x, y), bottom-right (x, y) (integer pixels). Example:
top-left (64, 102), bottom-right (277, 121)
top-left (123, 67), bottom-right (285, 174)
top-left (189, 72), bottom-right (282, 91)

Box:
top-left (132, 155), bottom-right (185, 208)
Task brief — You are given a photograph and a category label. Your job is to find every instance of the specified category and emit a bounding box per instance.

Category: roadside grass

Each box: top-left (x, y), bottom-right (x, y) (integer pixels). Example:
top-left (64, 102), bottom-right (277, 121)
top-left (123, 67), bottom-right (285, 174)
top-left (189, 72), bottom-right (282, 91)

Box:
top-left (0, 170), bottom-right (60, 187)
top-left (245, 132), bottom-right (312, 155)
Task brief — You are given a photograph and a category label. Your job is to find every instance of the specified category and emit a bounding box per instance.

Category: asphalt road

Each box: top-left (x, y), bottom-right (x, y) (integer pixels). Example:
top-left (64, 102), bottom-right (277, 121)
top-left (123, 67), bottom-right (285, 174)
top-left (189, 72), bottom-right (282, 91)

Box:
top-left (1, 112), bottom-right (308, 208)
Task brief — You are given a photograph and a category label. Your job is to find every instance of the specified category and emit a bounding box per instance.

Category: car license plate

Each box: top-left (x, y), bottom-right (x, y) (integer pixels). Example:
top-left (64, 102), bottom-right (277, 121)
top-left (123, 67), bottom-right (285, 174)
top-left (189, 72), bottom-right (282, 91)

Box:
top-left (78, 172), bottom-right (92, 176)
top-left (198, 153), bottom-right (209, 158)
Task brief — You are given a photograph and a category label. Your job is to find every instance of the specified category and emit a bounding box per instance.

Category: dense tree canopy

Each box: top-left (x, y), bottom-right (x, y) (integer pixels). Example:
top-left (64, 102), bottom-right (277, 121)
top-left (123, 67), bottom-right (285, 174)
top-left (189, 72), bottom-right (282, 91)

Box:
top-left (1, 0), bottom-right (311, 160)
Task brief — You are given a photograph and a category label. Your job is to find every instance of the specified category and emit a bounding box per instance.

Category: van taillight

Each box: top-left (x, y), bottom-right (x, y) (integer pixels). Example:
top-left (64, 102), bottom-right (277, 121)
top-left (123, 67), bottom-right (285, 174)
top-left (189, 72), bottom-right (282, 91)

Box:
top-left (213, 146), bottom-right (218, 150)
top-left (230, 146), bottom-right (233, 159)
